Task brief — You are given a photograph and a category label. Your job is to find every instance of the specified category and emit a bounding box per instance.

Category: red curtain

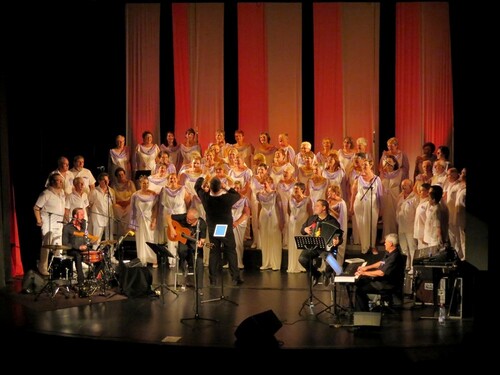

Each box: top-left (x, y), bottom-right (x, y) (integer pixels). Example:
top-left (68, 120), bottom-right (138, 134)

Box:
top-left (172, 3), bottom-right (192, 138)
top-left (10, 186), bottom-right (23, 278)
top-left (396, 2), bottom-right (454, 166)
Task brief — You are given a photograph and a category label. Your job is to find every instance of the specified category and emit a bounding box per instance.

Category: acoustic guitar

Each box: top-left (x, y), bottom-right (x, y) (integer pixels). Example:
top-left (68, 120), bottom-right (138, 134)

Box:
top-left (167, 220), bottom-right (213, 248)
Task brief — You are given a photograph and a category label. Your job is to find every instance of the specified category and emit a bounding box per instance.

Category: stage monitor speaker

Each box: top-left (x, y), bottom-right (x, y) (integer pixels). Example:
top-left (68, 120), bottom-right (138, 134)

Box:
top-left (119, 266), bottom-right (153, 298)
top-left (234, 310), bottom-right (283, 348)
top-left (353, 312), bottom-right (381, 327)
top-left (21, 269), bottom-right (47, 294)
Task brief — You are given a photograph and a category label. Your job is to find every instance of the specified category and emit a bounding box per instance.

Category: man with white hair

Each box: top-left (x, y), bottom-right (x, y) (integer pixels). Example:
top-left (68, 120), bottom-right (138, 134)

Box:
top-left (354, 233), bottom-right (406, 311)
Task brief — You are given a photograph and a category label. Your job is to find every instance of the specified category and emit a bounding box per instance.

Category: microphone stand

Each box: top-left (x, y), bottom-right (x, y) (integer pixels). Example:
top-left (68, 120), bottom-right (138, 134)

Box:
top-left (181, 219), bottom-right (217, 324)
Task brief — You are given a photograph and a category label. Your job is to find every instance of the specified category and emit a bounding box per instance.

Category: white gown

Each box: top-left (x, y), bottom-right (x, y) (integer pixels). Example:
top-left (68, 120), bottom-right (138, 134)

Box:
top-left (257, 191), bottom-right (282, 270)
top-left (353, 175), bottom-right (383, 253)
top-left (130, 192), bottom-right (158, 265)
top-left (287, 196), bottom-right (308, 273)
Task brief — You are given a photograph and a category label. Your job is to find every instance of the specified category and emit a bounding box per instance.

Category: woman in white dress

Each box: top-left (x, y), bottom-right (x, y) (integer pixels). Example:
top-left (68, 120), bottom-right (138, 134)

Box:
top-left (160, 131), bottom-right (182, 173)
top-left (179, 128), bottom-right (202, 171)
top-left (269, 149), bottom-right (292, 187)
top-left (249, 163), bottom-right (268, 249)
top-left (378, 137), bottom-right (410, 181)
top-left (287, 182), bottom-right (310, 273)
top-left (315, 137), bottom-right (334, 167)
top-left (257, 176), bottom-right (283, 271)
top-left (255, 132), bottom-right (277, 167)
top-left (111, 167), bottom-right (136, 237)
top-left (108, 134), bottom-right (132, 185)
top-left (233, 129), bottom-right (255, 170)
top-left (338, 136), bottom-right (356, 173)
top-left (129, 176), bottom-right (158, 267)
top-left (308, 164), bottom-right (328, 206)
top-left (276, 164), bottom-right (296, 249)
top-left (380, 154), bottom-right (403, 241)
top-left (160, 173), bottom-right (191, 267)
top-left (133, 131), bottom-right (160, 181)
top-left (350, 159), bottom-right (383, 253)
top-left (231, 181), bottom-right (251, 269)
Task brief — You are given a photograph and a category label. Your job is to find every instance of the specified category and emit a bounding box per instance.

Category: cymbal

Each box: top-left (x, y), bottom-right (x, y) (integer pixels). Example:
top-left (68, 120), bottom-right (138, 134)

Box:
top-left (100, 240), bottom-right (118, 246)
top-left (42, 244), bottom-right (72, 250)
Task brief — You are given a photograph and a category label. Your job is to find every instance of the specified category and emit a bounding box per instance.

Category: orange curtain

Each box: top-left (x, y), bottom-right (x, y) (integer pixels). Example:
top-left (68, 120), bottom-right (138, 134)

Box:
top-left (266, 3), bottom-right (302, 150)
top-left (125, 3), bottom-right (161, 149)
top-left (188, 3), bottom-right (225, 150)
top-left (341, 3), bottom-right (380, 157)
top-left (313, 3), bottom-right (343, 152)
top-left (237, 3), bottom-right (268, 147)
top-left (396, 2), bottom-right (454, 169)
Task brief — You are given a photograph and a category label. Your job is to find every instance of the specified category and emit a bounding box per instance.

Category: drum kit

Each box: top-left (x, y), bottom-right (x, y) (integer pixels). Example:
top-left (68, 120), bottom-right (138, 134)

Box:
top-left (35, 238), bottom-right (120, 301)
top-left (78, 239), bottom-right (120, 299)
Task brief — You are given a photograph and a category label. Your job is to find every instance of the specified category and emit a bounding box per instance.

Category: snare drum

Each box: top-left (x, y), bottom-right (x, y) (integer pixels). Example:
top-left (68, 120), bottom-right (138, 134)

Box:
top-left (82, 250), bottom-right (103, 263)
top-left (51, 256), bottom-right (74, 280)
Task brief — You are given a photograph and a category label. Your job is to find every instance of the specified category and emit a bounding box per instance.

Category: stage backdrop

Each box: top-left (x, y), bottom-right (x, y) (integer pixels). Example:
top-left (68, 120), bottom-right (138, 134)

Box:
top-left (125, 2), bottom-right (453, 176)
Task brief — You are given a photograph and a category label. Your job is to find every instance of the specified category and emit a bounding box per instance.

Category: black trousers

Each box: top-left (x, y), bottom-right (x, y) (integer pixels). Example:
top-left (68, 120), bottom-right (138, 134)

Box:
top-left (208, 232), bottom-right (241, 283)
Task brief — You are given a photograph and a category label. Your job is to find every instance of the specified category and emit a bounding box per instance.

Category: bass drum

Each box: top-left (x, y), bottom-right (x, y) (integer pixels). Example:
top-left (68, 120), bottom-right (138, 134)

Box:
top-left (51, 256), bottom-right (74, 280)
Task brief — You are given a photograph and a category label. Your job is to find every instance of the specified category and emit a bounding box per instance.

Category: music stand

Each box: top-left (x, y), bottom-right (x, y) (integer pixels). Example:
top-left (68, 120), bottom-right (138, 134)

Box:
top-left (316, 253), bottom-right (350, 324)
top-left (146, 242), bottom-right (178, 304)
top-left (201, 224), bottom-right (238, 306)
top-left (295, 236), bottom-right (328, 316)
top-left (181, 220), bottom-right (218, 325)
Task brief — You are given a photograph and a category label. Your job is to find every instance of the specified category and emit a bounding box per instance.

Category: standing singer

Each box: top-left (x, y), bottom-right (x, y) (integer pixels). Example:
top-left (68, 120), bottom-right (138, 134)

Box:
top-left (299, 199), bottom-right (343, 286)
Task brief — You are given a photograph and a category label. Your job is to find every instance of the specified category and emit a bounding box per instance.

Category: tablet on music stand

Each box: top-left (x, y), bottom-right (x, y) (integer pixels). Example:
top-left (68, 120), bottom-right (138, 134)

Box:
top-left (213, 224), bottom-right (228, 238)
top-left (326, 253), bottom-right (344, 275)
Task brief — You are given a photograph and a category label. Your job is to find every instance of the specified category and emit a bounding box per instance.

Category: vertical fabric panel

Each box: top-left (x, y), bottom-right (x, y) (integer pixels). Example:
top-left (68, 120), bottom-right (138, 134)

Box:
top-left (265, 3), bottom-right (302, 151)
top-left (313, 3), bottom-right (343, 151)
top-left (396, 2), bottom-right (454, 172)
top-left (421, 2), bottom-right (453, 155)
top-left (172, 3), bottom-right (192, 136)
top-left (189, 3), bottom-right (224, 150)
top-left (341, 3), bottom-right (380, 155)
top-left (126, 3), bottom-right (161, 149)
top-left (237, 3), bottom-right (268, 148)
top-left (396, 2), bottom-right (422, 173)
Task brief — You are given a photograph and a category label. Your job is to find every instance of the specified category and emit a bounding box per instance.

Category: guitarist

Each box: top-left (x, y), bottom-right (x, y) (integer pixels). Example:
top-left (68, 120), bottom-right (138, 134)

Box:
top-left (166, 208), bottom-right (207, 293)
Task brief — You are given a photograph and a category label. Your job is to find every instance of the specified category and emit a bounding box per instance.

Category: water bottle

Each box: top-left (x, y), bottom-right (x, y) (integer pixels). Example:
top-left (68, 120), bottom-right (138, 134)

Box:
top-left (438, 303), bottom-right (446, 325)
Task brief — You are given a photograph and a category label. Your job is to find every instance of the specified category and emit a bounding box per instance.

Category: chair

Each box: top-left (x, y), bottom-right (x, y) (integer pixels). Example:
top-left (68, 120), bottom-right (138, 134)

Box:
top-left (370, 254), bottom-right (407, 314)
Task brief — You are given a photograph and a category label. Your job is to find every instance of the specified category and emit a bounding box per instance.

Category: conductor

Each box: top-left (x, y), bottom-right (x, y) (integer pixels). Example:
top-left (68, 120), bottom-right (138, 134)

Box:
top-left (194, 176), bottom-right (244, 286)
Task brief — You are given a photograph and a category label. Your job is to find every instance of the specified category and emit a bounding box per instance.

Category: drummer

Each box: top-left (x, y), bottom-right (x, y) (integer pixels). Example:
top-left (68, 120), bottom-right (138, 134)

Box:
top-left (62, 207), bottom-right (89, 294)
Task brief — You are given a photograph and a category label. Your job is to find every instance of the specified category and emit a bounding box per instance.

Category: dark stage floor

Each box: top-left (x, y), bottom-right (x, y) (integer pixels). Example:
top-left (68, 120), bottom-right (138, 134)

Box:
top-left (0, 251), bottom-right (489, 366)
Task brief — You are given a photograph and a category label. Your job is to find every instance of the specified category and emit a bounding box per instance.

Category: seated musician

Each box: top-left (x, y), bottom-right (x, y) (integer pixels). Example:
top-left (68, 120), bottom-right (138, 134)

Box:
top-left (62, 207), bottom-right (88, 295)
top-left (166, 207), bottom-right (207, 295)
top-left (299, 199), bottom-right (343, 286)
top-left (354, 233), bottom-right (406, 311)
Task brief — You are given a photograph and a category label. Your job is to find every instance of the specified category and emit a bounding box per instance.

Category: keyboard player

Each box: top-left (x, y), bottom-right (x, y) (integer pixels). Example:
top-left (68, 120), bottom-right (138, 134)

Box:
top-left (355, 233), bottom-right (406, 311)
